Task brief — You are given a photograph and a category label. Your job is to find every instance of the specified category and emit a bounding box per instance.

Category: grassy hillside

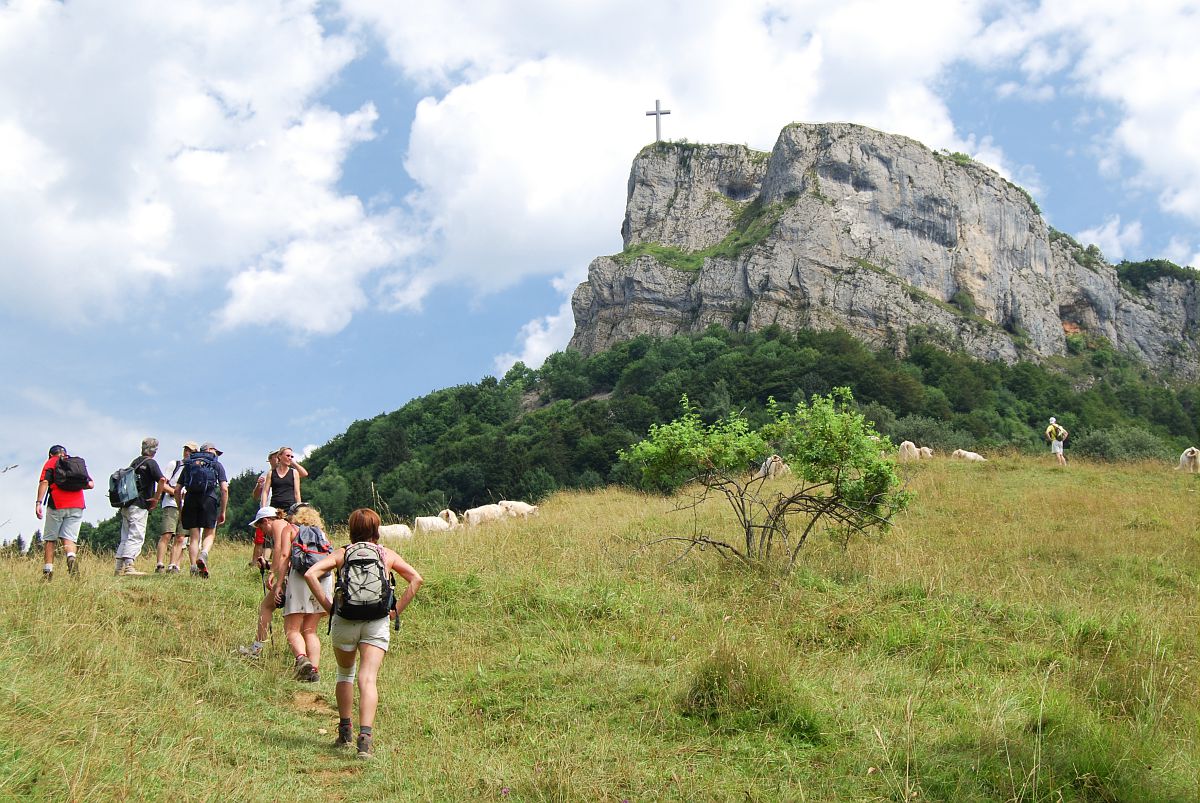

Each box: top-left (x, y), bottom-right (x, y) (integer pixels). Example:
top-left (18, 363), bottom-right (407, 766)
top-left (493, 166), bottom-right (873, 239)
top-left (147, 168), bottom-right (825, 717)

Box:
top-left (3, 456), bottom-right (1196, 800)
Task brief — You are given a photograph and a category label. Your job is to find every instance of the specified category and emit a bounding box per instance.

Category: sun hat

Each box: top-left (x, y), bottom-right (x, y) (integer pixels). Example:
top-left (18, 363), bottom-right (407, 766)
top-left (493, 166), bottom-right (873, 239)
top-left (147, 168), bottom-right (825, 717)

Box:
top-left (249, 506), bottom-right (278, 526)
top-left (199, 442), bottom-right (223, 456)
top-left (183, 441), bottom-right (199, 452)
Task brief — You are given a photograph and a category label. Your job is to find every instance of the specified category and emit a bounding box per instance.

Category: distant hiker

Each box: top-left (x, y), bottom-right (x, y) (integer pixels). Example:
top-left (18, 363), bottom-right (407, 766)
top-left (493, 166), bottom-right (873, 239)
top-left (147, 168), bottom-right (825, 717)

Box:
top-left (155, 441), bottom-right (196, 574)
top-left (174, 442), bottom-right (229, 578)
top-left (1045, 417), bottom-right (1069, 466)
top-left (305, 507), bottom-right (423, 759)
top-left (113, 438), bottom-right (169, 576)
top-left (261, 445), bottom-right (305, 512)
top-left (35, 445), bottom-right (93, 580)
top-left (251, 450), bottom-right (281, 566)
top-left (276, 503), bottom-right (333, 682)
top-left (239, 506), bottom-right (287, 659)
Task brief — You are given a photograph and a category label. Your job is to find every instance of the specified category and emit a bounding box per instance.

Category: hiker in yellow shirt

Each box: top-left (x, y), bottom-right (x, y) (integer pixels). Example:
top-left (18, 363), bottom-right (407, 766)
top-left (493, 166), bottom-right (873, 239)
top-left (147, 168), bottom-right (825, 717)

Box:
top-left (1045, 417), bottom-right (1069, 466)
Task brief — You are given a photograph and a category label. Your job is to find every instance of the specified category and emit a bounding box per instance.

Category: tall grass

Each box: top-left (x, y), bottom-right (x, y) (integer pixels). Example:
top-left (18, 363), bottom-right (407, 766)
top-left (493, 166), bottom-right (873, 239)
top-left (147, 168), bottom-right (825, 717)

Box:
top-left (0, 456), bottom-right (1195, 800)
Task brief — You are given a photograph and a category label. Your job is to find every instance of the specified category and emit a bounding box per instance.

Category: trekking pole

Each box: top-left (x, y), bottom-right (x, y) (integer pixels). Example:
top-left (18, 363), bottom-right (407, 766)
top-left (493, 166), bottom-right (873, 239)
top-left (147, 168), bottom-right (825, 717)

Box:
top-left (260, 564), bottom-right (275, 646)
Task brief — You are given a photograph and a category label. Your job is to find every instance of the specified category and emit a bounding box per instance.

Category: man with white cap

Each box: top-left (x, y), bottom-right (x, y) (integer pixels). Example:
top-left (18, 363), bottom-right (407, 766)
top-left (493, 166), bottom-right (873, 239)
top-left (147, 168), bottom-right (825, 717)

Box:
top-left (239, 505), bottom-right (286, 658)
top-left (1045, 417), bottom-right (1069, 466)
top-left (174, 442), bottom-right (229, 578)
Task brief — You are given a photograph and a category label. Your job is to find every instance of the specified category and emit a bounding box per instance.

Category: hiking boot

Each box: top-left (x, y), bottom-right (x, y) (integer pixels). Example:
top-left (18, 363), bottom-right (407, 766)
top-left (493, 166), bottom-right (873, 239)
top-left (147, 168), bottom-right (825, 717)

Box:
top-left (196, 555), bottom-right (209, 579)
top-left (356, 733), bottom-right (373, 760)
top-left (43, 567), bottom-right (53, 582)
top-left (333, 726), bottom-right (353, 751)
top-left (294, 656), bottom-right (313, 681)
top-left (166, 565), bottom-right (180, 574)
top-left (189, 566), bottom-right (199, 577)
top-left (66, 555), bottom-right (78, 577)
top-left (119, 565), bottom-right (147, 577)
top-left (304, 668), bottom-right (320, 683)
top-left (237, 643), bottom-right (263, 658)
top-left (155, 564), bottom-right (165, 574)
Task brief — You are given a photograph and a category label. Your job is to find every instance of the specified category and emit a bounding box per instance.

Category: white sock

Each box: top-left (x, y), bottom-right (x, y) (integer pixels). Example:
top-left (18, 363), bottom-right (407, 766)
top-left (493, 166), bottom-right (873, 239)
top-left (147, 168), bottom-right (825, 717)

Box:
top-left (44, 563), bottom-right (53, 572)
top-left (65, 552), bottom-right (76, 559)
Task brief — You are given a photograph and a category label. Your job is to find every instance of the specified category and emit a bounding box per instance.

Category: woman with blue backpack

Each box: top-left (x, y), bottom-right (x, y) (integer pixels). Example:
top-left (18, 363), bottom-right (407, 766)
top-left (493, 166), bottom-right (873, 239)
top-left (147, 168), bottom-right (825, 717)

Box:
top-left (275, 502), bottom-right (334, 682)
top-left (304, 507), bottom-right (423, 760)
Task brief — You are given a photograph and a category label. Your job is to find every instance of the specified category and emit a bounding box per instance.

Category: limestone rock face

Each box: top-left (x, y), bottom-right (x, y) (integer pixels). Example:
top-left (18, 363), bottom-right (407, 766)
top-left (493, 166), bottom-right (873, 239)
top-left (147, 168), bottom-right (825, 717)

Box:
top-left (569, 122), bottom-right (1200, 377)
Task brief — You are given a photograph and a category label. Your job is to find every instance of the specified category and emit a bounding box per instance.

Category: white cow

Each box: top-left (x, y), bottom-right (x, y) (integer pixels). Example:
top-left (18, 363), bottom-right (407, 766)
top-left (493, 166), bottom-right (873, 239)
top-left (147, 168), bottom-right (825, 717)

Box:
top-left (463, 503), bottom-right (506, 526)
top-left (918, 446), bottom-right (934, 459)
top-left (897, 441), bottom-right (921, 462)
top-left (379, 523), bottom-right (413, 542)
top-left (1177, 446), bottom-right (1200, 473)
top-left (754, 454), bottom-right (791, 479)
top-left (414, 508), bottom-right (458, 533)
top-left (951, 449), bottom-right (987, 462)
top-left (498, 500), bottom-right (539, 517)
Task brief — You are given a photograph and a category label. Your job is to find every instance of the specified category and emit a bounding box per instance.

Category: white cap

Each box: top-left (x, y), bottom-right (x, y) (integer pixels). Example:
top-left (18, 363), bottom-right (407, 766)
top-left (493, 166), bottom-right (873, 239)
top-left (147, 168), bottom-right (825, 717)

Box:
top-left (249, 506), bottom-right (278, 526)
top-left (1049, 417), bottom-right (1056, 423)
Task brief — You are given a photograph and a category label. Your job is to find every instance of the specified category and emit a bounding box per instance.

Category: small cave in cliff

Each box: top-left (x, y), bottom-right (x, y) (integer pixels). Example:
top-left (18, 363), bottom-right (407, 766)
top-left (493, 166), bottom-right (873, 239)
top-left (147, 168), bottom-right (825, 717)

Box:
top-left (719, 180), bottom-right (757, 202)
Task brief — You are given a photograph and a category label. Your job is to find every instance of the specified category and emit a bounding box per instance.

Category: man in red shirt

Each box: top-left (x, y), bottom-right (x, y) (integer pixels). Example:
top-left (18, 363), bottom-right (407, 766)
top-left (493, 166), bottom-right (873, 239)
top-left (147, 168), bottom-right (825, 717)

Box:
top-left (35, 445), bottom-right (93, 580)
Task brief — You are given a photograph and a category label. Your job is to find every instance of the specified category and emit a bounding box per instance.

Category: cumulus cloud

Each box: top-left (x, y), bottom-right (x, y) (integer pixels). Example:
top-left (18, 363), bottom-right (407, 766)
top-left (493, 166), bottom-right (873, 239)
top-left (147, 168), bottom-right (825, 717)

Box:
top-left (1077, 216), bottom-right (1143, 262)
top-left (0, 0), bottom-right (407, 333)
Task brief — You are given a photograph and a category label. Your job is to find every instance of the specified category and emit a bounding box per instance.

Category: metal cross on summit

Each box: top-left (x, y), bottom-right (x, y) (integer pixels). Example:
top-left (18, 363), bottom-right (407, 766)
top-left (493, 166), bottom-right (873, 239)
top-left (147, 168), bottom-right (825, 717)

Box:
top-left (646, 99), bottom-right (671, 141)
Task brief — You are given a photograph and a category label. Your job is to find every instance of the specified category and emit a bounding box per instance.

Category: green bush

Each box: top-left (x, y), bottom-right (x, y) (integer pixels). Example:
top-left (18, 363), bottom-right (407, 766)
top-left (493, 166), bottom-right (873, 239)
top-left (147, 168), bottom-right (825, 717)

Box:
top-left (1070, 427), bottom-right (1170, 461)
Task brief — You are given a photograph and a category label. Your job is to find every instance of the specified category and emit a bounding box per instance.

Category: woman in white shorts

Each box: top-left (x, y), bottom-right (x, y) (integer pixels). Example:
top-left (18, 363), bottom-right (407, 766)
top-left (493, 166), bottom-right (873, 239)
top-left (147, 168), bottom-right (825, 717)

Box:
top-left (274, 503), bottom-right (332, 682)
top-left (305, 507), bottom-right (422, 760)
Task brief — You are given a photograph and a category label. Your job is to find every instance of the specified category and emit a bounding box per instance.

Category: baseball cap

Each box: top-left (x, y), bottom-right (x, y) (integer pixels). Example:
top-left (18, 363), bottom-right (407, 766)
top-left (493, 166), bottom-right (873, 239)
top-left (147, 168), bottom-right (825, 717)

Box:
top-left (199, 442), bottom-right (223, 456)
top-left (1049, 417), bottom-right (1056, 424)
top-left (183, 441), bottom-right (199, 452)
top-left (48, 444), bottom-right (66, 457)
top-left (249, 506), bottom-right (278, 526)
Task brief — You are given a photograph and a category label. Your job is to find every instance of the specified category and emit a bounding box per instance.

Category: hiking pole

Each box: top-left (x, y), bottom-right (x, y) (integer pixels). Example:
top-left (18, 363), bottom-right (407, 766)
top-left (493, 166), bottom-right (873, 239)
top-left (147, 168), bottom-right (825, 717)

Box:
top-left (260, 563), bottom-right (275, 647)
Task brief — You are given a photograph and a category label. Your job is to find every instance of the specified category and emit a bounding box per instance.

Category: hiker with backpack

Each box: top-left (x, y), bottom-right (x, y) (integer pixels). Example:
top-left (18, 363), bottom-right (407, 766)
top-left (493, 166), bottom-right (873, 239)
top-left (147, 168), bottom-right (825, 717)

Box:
top-left (1045, 417), bottom-right (1069, 466)
top-left (304, 507), bottom-right (423, 759)
top-left (238, 505), bottom-right (288, 659)
top-left (173, 442), bottom-right (228, 578)
top-left (275, 503), bottom-right (334, 682)
top-left (35, 445), bottom-right (93, 581)
top-left (112, 438), bottom-right (171, 576)
top-left (155, 442), bottom-right (196, 574)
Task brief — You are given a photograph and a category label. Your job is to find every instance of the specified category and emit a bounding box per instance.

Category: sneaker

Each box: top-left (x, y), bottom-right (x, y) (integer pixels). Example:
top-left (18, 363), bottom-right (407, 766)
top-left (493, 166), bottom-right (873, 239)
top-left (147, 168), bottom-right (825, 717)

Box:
top-left (119, 565), bottom-right (147, 576)
top-left (294, 656), bottom-right (312, 681)
top-left (189, 566), bottom-right (200, 577)
top-left (333, 726), bottom-right (353, 751)
top-left (196, 555), bottom-right (209, 579)
top-left (237, 643), bottom-right (263, 658)
top-left (356, 733), bottom-right (373, 760)
top-left (155, 564), bottom-right (165, 574)
top-left (166, 565), bottom-right (180, 574)
top-left (66, 555), bottom-right (78, 577)
top-left (43, 568), bottom-right (53, 582)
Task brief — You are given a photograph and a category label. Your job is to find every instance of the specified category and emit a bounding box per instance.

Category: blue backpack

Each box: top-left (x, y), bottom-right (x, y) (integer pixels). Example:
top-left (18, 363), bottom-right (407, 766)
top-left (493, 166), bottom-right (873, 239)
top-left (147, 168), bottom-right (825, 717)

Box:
top-left (289, 525), bottom-right (333, 575)
top-left (182, 451), bottom-right (220, 494)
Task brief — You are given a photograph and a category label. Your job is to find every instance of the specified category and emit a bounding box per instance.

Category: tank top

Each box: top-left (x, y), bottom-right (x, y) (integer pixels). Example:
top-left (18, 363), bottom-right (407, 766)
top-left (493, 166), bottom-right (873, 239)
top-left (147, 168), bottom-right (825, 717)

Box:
top-left (269, 467), bottom-right (297, 510)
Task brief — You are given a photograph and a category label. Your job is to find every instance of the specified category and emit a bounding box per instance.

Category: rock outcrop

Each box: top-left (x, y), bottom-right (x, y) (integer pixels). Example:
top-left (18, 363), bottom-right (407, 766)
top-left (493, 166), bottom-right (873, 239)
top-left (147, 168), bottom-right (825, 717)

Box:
top-left (569, 122), bottom-right (1200, 378)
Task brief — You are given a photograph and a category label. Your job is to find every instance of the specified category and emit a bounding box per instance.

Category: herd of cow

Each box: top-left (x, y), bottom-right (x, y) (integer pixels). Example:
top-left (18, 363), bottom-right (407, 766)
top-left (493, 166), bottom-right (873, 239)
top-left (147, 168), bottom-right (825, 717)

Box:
top-left (377, 499), bottom-right (539, 543)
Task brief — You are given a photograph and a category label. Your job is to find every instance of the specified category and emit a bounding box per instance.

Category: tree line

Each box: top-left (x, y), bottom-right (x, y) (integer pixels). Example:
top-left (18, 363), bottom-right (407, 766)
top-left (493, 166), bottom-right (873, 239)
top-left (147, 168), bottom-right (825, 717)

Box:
top-left (77, 323), bottom-right (1200, 548)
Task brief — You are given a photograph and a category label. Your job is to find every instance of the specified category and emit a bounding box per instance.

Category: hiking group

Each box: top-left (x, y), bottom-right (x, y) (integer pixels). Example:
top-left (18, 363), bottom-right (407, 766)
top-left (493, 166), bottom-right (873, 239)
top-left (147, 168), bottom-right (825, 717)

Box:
top-left (35, 440), bottom-right (424, 760)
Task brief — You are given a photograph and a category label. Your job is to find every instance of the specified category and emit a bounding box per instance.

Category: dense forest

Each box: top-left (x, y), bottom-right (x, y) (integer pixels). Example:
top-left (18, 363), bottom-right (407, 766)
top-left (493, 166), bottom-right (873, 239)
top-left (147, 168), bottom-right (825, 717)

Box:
top-left (77, 322), bottom-right (1200, 549)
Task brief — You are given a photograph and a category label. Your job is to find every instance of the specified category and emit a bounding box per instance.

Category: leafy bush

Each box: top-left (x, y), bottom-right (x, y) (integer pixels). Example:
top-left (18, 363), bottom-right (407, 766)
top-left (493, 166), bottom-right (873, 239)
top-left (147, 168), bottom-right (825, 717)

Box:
top-left (1070, 427), bottom-right (1170, 461)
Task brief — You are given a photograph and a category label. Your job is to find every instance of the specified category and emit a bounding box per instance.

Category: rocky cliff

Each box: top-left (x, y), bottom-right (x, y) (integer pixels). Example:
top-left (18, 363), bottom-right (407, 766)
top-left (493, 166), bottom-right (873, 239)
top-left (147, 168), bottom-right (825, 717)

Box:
top-left (568, 122), bottom-right (1200, 378)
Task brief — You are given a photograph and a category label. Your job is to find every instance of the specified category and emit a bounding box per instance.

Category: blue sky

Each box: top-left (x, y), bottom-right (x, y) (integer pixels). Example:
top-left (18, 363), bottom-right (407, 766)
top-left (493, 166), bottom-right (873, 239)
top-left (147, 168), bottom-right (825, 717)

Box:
top-left (2, 0), bottom-right (1199, 540)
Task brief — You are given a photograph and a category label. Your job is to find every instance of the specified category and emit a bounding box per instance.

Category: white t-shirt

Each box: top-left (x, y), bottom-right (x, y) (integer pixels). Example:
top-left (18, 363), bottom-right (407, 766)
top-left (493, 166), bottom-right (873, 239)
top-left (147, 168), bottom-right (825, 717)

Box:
top-left (161, 460), bottom-right (185, 508)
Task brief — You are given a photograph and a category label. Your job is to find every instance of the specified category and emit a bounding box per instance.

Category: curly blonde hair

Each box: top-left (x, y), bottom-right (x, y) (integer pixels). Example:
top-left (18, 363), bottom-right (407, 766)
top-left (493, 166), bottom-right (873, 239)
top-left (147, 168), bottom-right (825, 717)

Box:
top-left (287, 504), bottom-right (325, 530)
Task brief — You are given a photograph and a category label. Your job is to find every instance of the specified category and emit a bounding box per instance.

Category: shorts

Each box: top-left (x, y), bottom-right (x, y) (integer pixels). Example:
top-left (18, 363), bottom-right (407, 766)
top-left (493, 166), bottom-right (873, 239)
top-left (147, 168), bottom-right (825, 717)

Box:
top-left (283, 569), bottom-right (332, 616)
top-left (43, 507), bottom-right (83, 543)
top-left (330, 614), bottom-right (391, 653)
top-left (160, 505), bottom-right (183, 536)
top-left (1050, 440), bottom-right (1064, 455)
top-left (181, 493), bottom-right (219, 530)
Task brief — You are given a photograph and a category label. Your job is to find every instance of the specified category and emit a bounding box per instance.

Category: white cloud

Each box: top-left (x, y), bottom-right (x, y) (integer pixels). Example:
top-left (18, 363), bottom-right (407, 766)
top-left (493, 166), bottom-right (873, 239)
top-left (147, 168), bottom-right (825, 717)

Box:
top-left (971, 1), bottom-right (1200, 224)
top-left (0, 0), bottom-right (407, 335)
top-left (1163, 236), bottom-right (1198, 269)
top-left (492, 272), bottom-right (583, 373)
top-left (1077, 215), bottom-right (1143, 262)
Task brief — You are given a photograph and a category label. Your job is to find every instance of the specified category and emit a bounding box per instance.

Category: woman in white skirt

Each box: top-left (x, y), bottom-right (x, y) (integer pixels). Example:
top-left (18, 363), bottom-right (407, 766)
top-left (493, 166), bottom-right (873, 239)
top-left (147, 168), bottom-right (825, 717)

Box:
top-left (273, 503), bottom-right (332, 682)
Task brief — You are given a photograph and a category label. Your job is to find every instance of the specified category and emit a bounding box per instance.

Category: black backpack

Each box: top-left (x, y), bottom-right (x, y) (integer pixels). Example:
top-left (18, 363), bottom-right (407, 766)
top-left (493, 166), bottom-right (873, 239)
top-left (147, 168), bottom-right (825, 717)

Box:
top-left (332, 542), bottom-right (395, 622)
top-left (52, 455), bottom-right (90, 491)
top-left (289, 525), bottom-right (333, 575)
top-left (182, 451), bottom-right (220, 494)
